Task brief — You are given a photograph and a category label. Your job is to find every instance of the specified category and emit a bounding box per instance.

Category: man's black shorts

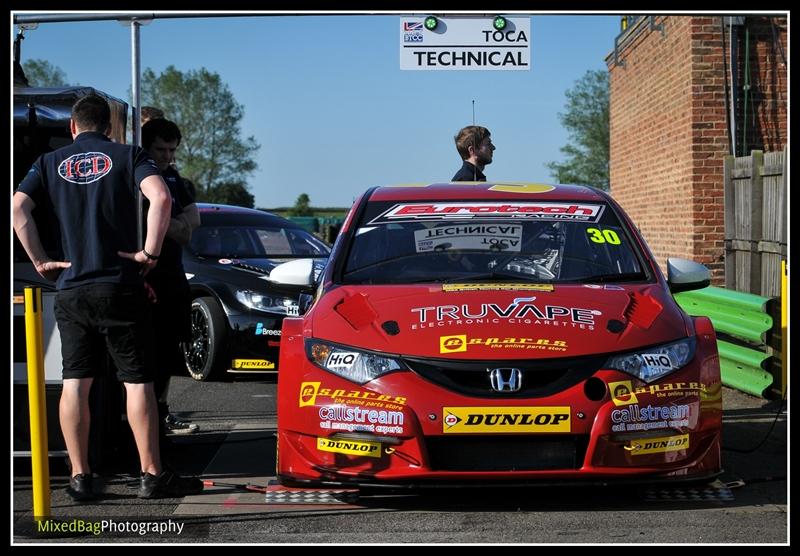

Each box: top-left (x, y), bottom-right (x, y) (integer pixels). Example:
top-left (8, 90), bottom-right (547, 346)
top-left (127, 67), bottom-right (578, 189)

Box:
top-left (55, 283), bottom-right (156, 382)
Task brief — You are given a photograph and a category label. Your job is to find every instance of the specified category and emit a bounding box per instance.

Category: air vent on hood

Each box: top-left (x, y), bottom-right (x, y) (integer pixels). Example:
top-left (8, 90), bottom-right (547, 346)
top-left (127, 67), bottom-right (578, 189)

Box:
top-left (232, 262), bottom-right (271, 275)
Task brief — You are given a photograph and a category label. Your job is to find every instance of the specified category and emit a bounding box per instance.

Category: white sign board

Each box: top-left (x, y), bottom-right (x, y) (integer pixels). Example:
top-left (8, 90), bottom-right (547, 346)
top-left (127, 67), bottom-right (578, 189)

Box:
top-left (400, 16), bottom-right (530, 71)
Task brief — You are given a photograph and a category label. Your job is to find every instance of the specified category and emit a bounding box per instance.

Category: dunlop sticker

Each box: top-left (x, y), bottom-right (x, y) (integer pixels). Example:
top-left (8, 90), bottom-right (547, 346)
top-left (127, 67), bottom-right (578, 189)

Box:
top-left (232, 359), bottom-right (275, 369)
top-left (627, 434), bottom-right (689, 455)
top-left (317, 437), bottom-right (382, 458)
top-left (443, 406), bottom-right (570, 433)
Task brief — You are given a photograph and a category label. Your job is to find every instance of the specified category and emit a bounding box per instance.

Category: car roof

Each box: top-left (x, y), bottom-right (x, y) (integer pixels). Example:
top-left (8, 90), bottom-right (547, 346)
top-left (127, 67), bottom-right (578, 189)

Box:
top-left (368, 182), bottom-right (609, 202)
top-left (196, 203), bottom-right (303, 229)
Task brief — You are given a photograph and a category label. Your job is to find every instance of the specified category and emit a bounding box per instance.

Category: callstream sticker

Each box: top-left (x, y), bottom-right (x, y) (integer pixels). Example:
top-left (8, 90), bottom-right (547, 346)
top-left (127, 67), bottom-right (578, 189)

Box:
top-left (369, 202), bottom-right (605, 224)
top-left (317, 437), bottom-right (382, 458)
top-left (443, 407), bottom-right (571, 433)
top-left (627, 434), bottom-right (689, 455)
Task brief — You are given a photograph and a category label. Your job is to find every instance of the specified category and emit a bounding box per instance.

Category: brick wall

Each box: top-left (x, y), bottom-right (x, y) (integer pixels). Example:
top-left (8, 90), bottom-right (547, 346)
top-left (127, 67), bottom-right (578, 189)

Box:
top-left (607, 15), bottom-right (787, 285)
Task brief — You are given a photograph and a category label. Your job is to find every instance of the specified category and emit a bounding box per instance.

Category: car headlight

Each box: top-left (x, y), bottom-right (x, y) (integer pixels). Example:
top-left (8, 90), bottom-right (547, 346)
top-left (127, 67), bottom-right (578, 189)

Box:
top-left (305, 340), bottom-right (405, 384)
top-left (235, 290), bottom-right (299, 316)
top-left (604, 336), bottom-right (697, 383)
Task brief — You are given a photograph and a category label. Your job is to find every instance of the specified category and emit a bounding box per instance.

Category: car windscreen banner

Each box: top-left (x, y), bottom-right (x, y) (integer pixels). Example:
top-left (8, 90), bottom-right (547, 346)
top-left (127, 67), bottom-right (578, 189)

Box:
top-left (368, 202), bottom-right (605, 224)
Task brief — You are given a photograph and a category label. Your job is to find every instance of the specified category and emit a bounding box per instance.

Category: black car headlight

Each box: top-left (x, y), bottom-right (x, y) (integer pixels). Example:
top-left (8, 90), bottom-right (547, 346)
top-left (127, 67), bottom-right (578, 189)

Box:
top-left (235, 289), bottom-right (299, 316)
top-left (604, 337), bottom-right (697, 384)
top-left (306, 340), bottom-right (405, 384)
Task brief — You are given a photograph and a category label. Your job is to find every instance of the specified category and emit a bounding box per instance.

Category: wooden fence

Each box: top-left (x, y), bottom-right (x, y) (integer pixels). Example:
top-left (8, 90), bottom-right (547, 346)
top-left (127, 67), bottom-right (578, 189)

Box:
top-left (724, 149), bottom-right (787, 298)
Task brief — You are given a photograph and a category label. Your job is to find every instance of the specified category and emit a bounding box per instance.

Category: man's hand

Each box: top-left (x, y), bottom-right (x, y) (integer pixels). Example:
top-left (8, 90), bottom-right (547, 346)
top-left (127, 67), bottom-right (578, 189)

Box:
top-left (118, 250), bottom-right (158, 275)
top-left (34, 260), bottom-right (71, 282)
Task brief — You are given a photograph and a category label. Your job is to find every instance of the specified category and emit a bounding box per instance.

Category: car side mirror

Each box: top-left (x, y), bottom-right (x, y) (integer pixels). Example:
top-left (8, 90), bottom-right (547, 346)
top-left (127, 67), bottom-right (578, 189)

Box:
top-left (666, 258), bottom-right (711, 294)
top-left (269, 258), bottom-right (315, 286)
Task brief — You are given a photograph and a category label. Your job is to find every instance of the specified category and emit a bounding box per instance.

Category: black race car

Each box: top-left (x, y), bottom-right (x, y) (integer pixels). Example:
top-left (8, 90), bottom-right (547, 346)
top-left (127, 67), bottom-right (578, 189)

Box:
top-left (182, 203), bottom-right (330, 380)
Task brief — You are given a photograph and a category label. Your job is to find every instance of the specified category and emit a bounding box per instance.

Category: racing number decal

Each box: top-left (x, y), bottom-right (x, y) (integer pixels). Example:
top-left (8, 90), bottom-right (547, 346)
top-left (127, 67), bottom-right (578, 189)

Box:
top-left (586, 228), bottom-right (621, 245)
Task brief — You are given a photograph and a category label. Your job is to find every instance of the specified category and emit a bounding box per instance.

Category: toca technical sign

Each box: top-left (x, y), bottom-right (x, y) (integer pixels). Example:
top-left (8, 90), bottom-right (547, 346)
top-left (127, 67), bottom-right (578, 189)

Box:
top-left (400, 16), bottom-right (530, 71)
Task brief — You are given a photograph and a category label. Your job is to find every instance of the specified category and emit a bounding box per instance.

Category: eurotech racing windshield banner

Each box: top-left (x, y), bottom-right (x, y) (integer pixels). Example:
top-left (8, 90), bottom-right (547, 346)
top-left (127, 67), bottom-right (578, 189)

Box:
top-left (368, 202), bottom-right (605, 224)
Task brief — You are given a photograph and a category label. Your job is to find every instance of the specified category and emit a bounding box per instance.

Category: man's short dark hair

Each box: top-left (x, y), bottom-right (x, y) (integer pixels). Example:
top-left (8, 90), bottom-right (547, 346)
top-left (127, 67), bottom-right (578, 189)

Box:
top-left (71, 94), bottom-right (111, 133)
top-left (454, 126), bottom-right (491, 160)
top-left (142, 118), bottom-right (182, 149)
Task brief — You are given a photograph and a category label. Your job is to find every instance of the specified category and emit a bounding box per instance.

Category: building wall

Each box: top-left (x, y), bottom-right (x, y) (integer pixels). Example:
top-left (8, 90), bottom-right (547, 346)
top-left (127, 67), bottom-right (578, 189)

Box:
top-left (607, 15), bottom-right (787, 284)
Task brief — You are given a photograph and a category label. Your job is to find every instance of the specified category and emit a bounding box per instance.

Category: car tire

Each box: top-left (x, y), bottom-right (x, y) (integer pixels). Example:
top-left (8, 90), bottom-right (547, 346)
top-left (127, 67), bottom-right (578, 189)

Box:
top-left (183, 296), bottom-right (227, 381)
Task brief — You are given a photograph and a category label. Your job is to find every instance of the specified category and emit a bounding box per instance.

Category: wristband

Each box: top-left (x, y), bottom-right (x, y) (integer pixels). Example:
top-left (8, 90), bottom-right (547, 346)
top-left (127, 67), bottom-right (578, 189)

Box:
top-left (142, 249), bottom-right (160, 261)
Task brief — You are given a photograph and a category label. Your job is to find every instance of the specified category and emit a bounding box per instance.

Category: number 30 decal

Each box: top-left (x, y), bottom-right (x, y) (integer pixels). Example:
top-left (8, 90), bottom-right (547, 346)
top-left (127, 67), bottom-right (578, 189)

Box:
top-left (587, 228), bottom-right (621, 245)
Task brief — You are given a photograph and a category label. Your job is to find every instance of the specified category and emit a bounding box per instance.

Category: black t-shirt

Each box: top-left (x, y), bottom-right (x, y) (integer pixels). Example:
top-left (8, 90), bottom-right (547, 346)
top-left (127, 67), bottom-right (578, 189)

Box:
top-left (144, 165), bottom-right (194, 283)
top-left (451, 161), bottom-right (486, 182)
top-left (16, 131), bottom-right (161, 290)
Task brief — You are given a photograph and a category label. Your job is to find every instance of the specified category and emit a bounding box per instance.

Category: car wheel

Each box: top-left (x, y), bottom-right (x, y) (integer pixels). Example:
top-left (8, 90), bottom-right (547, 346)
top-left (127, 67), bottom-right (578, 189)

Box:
top-left (183, 296), bottom-right (227, 381)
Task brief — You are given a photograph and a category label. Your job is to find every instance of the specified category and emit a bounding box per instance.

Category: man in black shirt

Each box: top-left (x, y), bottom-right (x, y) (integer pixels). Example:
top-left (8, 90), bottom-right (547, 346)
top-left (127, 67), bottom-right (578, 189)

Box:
top-left (141, 118), bottom-right (201, 437)
top-left (451, 125), bottom-right (496, 181)
top-left (14, 94), bottom-right (202, 500)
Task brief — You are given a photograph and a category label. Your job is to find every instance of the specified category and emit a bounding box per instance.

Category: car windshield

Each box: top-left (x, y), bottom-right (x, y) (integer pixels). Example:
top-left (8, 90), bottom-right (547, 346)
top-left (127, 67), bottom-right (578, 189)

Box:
top-left (342, 199), bottom-right (647, 284)
top-left (189, 225), bottom-right (330, 258)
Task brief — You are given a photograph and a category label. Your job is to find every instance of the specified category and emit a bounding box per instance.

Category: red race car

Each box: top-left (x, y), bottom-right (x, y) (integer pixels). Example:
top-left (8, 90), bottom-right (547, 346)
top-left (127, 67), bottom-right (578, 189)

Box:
top-left (272, 182), bottom-right (722, 487)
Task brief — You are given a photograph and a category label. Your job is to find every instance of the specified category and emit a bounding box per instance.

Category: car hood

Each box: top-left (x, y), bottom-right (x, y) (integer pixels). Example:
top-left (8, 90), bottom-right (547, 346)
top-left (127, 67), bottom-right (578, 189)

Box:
top-left (309, 283), bottom-right (689, 359)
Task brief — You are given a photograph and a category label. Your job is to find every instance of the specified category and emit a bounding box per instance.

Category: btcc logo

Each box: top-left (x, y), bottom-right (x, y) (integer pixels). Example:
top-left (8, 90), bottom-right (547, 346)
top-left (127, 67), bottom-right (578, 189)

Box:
top-left (627, 434), bottom-right (689, 455)
top-left (443, 407), bottom-right (571, 433)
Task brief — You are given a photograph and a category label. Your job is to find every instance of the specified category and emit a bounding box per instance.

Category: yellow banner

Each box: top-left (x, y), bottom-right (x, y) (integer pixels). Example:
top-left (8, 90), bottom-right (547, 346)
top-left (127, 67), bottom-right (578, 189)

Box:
top-left (443, 283), bottom-right (554, 292)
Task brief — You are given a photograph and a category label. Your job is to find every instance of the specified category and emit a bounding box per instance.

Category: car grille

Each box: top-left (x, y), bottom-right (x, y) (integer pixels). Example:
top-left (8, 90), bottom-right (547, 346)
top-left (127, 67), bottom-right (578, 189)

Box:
top-left (402, 355), bottom-right (606, 398)
top-left (426, 435), bottom-right (589, 471)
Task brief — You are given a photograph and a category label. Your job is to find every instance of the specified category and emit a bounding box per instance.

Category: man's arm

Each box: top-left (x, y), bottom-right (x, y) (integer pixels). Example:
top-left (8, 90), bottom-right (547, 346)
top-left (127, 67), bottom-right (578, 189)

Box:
top-left (167, 202), bottom-right (201, 246)
top-left (117, 174), bottom-right (172, 273)
top-left (12, 191), bottom-right (71, 281)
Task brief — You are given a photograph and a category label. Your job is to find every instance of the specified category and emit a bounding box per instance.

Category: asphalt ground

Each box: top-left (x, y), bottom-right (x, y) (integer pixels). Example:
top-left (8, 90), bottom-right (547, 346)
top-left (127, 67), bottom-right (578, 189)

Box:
top-left (12, 377), bottom-right (788, 544)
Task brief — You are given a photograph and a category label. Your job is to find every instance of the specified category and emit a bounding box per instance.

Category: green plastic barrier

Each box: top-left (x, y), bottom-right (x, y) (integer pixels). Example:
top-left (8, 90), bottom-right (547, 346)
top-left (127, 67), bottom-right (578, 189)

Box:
top-left (674, 287), bottom-right (772, 344)
top-left (675, 286), bottom-right (774, 398)
top-left (717, 340), bottom-right (773, 397)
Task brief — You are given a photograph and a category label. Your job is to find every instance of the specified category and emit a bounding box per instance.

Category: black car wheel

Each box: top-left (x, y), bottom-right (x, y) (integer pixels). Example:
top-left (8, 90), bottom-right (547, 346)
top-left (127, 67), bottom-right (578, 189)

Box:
top-left (183, 296), bottom-right (227, 381)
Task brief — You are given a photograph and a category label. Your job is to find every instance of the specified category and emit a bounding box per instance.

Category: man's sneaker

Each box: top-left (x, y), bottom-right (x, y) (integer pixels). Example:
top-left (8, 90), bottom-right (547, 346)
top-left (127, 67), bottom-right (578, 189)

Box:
top-left (164, 413), bottom-right (199, 435)
top-left (138, 470), bottom-right (204, 499)
top-left (66, 473), bottom-right (96, 502)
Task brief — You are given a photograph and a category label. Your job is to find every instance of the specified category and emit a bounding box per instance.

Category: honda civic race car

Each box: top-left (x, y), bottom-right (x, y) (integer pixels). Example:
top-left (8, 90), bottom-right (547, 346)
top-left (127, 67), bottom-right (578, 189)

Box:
top-left (273, 182), bottom-right (722, 487)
